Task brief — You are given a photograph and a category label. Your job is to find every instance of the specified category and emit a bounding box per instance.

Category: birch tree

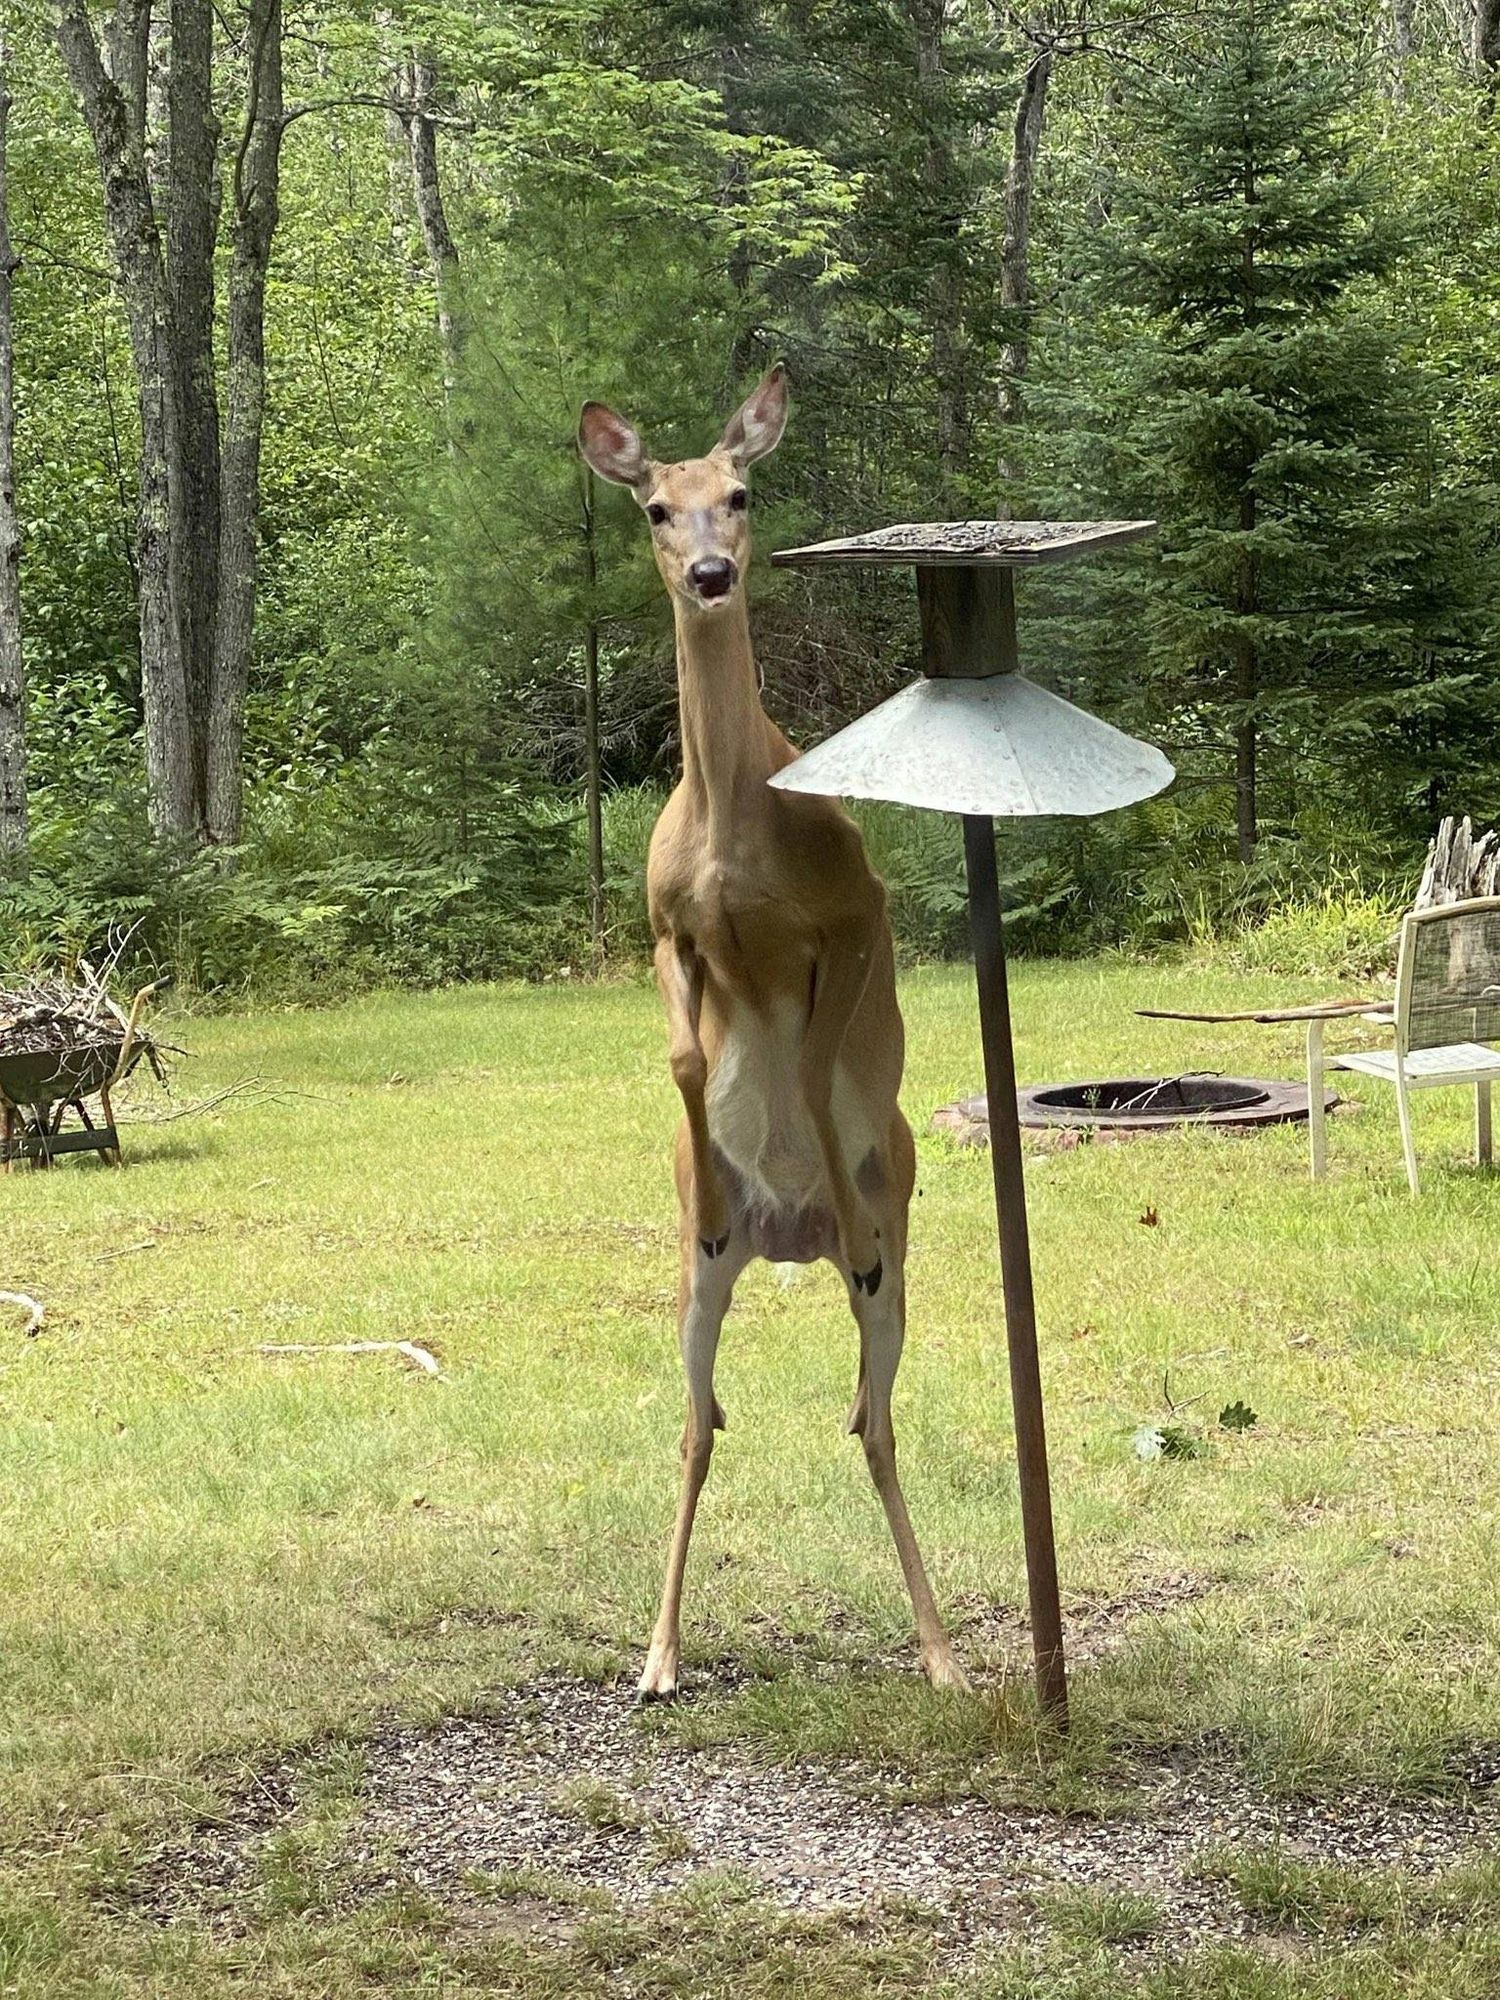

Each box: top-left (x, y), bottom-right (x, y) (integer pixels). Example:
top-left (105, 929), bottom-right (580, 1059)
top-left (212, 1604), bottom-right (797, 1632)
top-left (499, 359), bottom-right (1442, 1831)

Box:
top-left (52, 0), bottom-right (284, 845)
top-left (54, 0), bottom-right (195, 838)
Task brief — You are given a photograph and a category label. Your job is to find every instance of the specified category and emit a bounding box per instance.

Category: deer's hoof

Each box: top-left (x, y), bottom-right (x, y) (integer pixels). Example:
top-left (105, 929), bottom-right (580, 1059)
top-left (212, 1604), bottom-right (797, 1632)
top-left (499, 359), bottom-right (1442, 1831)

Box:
top-left (852, 1257), bottom-right (883, 1298)
top-left (924, 1651), bottom-right (972, 1694)
top-left (700, 1231), bottom-right (730, 1260)
top-left (636, 1658), bottom-right (681, 1704)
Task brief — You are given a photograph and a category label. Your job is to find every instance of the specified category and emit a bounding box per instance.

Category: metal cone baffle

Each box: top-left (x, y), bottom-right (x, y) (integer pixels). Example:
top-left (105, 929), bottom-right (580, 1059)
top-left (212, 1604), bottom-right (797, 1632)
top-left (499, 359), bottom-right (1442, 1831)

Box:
top-left (769, 518), bottom-right (1174, 1727)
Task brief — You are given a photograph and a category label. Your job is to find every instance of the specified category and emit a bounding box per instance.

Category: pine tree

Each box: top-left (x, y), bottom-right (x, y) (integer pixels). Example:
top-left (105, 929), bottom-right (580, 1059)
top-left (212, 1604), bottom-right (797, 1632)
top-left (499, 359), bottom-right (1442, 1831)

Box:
top-left (1037, 0), bottom-right (1496, 859)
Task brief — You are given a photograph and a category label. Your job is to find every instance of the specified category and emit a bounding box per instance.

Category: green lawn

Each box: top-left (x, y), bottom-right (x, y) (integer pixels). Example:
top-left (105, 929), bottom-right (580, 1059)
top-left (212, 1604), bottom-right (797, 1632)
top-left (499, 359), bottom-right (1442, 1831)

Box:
top-left (5, 960), bottom-right (1500, 1995)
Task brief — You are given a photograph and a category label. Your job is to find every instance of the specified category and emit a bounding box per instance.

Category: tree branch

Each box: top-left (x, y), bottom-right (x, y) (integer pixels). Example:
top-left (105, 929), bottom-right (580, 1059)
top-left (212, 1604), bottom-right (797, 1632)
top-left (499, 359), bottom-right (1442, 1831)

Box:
top-left (278, 91), bottom-right (472, 132)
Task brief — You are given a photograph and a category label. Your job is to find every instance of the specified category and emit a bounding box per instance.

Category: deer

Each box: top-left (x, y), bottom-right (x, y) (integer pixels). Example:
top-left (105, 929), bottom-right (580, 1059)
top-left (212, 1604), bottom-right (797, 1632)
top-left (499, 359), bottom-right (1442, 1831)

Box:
top-left (578, 364), bottom-right (967, 1700)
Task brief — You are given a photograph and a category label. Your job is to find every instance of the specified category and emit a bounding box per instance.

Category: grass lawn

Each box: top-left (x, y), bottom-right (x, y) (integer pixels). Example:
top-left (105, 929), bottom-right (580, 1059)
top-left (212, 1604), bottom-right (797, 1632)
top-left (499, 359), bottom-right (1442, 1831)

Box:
top-left (5, 958), bottom-right (1500, 1995)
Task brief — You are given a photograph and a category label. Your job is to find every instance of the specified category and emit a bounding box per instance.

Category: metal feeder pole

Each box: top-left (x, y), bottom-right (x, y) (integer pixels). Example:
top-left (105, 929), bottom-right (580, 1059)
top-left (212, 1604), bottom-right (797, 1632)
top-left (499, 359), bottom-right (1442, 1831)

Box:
top-left (917, 562), bottom-right (1067, 1725)
top-left (962, 811), bottom-right (1067, 1723)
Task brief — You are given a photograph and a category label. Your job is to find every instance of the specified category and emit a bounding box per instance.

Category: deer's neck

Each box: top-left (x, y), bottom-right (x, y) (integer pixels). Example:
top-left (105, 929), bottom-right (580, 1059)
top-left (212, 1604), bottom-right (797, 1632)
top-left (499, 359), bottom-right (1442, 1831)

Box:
top-left (673, 596), bottom-right (776, 841)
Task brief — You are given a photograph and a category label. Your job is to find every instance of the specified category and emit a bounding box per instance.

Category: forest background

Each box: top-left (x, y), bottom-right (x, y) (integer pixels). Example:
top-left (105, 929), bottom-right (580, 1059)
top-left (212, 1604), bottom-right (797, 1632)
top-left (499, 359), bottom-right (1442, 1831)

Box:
top-left (3, 0), bottom-right (1499, 998)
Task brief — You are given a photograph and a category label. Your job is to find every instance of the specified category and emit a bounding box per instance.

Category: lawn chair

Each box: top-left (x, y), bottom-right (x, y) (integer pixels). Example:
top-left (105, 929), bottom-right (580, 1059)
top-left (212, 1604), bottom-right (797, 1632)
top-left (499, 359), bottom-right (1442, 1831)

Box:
top-left (1307, 896), bottom-right (1500, 1193)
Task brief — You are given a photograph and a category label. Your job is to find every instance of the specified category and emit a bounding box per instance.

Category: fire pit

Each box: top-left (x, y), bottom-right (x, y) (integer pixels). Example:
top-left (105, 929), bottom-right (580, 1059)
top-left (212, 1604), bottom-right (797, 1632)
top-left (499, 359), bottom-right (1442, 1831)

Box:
top-left (934, 1073), bottom-right (1332, 1143)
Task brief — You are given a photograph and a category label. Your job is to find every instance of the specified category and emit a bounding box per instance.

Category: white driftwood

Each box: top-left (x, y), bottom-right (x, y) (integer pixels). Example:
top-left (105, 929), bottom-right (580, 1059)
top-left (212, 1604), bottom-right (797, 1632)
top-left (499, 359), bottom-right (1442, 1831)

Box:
top-left (0, 1290), bottom-right (44, 1335)
top-left (1138, 999), bottom-right (1387, 1024)
top-left (256, 1339), bottom-right (443, 1378)
top-left (1417, 816), bottom-right (1500, 909)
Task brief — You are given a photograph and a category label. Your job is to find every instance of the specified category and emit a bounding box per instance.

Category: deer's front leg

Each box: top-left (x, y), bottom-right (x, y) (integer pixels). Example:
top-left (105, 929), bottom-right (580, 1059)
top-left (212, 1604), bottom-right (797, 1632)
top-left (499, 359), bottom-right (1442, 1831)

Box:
top-left (655, 935), bottom-right (730, 1257)
top-left (801, 904), bottom-right (884, 1293)
top-left (639, 1228), bottom-right (748, 1701)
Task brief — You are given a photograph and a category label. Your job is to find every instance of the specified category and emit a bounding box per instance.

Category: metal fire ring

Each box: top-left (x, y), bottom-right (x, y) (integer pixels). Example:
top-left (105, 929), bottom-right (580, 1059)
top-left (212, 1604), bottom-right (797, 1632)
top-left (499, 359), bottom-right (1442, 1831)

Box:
top-left (1012, 1073), bottom-right (1333, 1131)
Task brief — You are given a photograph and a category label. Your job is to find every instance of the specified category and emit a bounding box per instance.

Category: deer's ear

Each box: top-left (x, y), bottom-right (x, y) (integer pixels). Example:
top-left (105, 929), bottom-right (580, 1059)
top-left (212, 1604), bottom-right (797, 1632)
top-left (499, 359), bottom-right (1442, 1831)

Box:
top-left (716, 362), bottom-right (789, 469)
top-left (578, 402), bottom-right (650, 488)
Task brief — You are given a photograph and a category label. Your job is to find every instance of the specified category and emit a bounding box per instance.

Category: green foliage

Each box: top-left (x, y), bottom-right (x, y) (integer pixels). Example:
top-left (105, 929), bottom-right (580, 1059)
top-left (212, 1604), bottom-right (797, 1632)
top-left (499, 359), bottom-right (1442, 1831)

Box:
top-left (9, 0), bottom-right (1500, 989)
top-left (1030, 0), bottom-right (1500, 853)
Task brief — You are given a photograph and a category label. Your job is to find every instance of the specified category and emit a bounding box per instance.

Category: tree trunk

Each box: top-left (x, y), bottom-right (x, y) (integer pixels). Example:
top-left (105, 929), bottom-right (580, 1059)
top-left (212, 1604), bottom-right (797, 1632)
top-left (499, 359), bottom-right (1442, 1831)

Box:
top-left (907, 0), bottom-right (967, 509)
top-left (406, 52), bottom-right (461, 391)
top-left (581, 470), bottom-right (605, 957)
top-left (997, 44), bottom-right (1052, 510)
top-left (1475, 0), bottom-right (1500, 97)
top-left (1233, 678), bottom-right (1257, 861)
top-left (375, 16), bottom-right (412, 252)
top-left (1388, 0), bottom-right (1415, 103)
top-left (0, 27), bottom-right (26, 863)
top-left (208, 0), bottom-right (282, 846)
top-left (1234, 155), bottom-right (1259, 862)
top-left (1234, 485), bottom-right (1257, 862)
top-left (166, 0), bottom-right (221, 829)
top-left (716, 0), bottom-right (758, 387)
top-left (55, 0), bottom-right (196, 840)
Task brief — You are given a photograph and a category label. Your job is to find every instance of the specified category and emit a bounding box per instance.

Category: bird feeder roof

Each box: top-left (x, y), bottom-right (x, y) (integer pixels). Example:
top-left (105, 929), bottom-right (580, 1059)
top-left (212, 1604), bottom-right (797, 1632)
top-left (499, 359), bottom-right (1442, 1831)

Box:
top-left (771, 520), bottom-right (1156, 569)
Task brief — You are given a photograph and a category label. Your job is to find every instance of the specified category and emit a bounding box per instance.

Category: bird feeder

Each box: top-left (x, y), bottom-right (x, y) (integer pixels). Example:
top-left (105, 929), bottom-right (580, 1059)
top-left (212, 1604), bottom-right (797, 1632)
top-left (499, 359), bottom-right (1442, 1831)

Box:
top-left (770, 519), bottom-right (1173, 1725)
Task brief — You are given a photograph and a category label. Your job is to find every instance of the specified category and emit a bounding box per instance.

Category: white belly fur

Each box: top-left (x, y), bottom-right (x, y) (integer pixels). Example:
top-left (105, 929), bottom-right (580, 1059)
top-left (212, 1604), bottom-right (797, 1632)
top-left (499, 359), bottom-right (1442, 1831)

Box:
top-left (706, 997), bottom-right (876, 1214)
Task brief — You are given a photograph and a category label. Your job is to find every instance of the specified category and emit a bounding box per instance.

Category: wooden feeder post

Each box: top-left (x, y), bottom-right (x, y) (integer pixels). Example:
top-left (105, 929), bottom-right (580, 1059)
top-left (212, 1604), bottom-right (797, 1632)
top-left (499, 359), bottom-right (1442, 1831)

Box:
top-left (770, 520), bottom-right (1172, 1728)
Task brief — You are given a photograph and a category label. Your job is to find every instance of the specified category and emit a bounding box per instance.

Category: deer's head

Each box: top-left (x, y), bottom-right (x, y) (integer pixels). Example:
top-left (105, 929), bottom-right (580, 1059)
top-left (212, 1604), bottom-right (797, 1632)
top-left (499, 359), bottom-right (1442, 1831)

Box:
top-left (577, 364), bottom-right (788, 615)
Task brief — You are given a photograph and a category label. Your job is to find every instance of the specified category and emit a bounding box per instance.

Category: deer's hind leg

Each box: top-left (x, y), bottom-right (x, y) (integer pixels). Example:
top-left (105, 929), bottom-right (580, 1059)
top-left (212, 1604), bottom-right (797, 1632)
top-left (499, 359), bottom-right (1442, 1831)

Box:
top-left (844, 1131), bottom-right (968, 1692)
top-left (800, 903), bottom-right (887, 1294)
top-left (639, 1137), bottom-right (749, 1702)
top-left (655, 935), bottom-right (730, 1257)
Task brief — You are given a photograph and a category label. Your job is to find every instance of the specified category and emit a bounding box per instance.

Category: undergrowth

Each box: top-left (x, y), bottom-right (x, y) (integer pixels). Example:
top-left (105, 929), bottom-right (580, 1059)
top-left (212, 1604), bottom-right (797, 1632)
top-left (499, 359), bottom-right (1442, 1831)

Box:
top-left (1, 778), bottom-right (1422, 998)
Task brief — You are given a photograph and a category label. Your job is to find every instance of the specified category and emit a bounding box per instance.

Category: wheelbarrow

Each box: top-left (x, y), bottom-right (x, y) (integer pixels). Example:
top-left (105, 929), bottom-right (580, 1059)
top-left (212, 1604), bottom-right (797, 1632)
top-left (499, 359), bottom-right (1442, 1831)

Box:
top-left (0, 978), bottom-right (169, 1171)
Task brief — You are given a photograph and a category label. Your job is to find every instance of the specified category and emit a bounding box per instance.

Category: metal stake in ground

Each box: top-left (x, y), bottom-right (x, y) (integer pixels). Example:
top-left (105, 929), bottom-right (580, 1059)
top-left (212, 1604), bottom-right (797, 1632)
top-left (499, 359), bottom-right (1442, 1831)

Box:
top-left (962, 810), bottom-right (1066, 1720)
top-left (770, 517), bottom-right (1173, 1728)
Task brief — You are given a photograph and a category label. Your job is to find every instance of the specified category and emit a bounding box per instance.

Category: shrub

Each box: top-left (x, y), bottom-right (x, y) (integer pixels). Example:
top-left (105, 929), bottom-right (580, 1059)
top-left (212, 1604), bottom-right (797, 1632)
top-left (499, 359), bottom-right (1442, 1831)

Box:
top-left (1218, 885), bottom-right (1404, 982)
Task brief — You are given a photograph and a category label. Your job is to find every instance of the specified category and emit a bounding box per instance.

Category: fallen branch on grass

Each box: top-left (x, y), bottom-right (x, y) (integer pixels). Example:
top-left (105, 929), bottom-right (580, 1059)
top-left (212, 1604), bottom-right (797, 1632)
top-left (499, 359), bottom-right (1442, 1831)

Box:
top-left (0, 1292), bottom-right (45, 1336)
top-left (127, 1078), bottom-right (333, 1124)
top-left (1137, 999), bottom-right (1389, 1024)
top-left (256, 1339), bottom-right (444, 1378)
top-left (126, 1078), bottom-right (272, 1123)
top-left (92, 1241), bottom-right (158, 1263)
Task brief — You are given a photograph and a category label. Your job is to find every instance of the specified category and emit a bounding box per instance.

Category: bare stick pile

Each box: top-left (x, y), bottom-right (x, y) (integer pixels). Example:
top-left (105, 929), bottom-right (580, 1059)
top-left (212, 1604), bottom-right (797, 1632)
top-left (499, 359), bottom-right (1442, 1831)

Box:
top-left (0, 964), bottom-right (167, 1082)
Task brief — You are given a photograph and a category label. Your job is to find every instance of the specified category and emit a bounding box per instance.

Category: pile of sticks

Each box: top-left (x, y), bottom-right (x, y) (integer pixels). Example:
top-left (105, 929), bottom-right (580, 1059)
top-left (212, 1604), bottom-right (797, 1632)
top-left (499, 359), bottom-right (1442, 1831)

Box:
top-left (0, 965), bottom-right (166, 1081)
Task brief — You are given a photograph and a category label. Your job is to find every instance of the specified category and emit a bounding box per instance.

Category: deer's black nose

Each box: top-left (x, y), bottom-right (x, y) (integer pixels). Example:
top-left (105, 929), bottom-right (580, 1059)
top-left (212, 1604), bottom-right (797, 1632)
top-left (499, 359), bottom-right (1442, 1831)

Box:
top-left (688, 557), bottom-right (736, 599)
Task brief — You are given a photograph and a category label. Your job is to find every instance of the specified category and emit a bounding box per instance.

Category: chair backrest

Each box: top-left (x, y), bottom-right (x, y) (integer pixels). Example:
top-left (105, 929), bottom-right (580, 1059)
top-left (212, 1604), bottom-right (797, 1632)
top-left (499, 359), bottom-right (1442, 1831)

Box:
top-left (1395, 896), bottom-right (1500, 1052)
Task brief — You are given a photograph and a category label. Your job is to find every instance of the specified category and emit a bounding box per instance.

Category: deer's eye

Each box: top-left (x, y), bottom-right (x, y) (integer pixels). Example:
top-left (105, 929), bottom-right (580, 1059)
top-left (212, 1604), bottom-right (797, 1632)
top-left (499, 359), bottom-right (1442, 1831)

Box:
top-left (646, 502), bottom-right (670, 527)
top-left (729, 488), bottom-right (748, 512)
